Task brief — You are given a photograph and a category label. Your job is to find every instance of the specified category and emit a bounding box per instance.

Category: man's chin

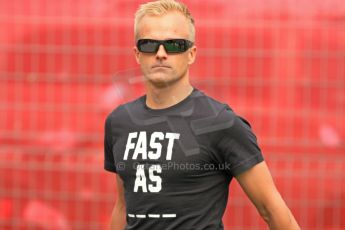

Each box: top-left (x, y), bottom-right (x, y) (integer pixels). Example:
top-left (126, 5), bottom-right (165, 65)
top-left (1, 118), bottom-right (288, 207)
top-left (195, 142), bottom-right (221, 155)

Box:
top-left (145, 74), bottom-right (171, 87)
top-left (148, 79), bottom-right (171, 88)
top-left (144, 72), bottom-right (182, 88)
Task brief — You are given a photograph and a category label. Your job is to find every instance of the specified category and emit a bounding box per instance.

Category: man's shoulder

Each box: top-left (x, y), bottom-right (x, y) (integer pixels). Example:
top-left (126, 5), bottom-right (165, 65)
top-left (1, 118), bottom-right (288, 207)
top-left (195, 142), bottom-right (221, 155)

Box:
top-left (105, 95), bottom-right (145, 123)
top-left (187, 89), bottom-right (240, 136)
top-left (192, 88), bottom-right (234, 118)
top-left (197, 91), bottom-right (251, 129)
top-left (194, 88), bottom-right (251, 128)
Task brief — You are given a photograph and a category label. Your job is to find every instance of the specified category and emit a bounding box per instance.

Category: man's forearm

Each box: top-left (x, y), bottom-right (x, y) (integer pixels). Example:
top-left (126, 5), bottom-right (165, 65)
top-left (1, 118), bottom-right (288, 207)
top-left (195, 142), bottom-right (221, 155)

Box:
top-left (110, 202), bottom-right (126, 230)
top-left (261, 202), bottom-right (300, 230)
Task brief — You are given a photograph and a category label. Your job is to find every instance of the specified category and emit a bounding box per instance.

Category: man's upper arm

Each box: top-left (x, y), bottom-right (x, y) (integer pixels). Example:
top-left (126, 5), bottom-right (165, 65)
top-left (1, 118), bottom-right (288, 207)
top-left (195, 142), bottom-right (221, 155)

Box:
top-left (235, 161), bottom-right (281, 209)
top-left (236, 161), bottom-right (301, 229)
top-left (116, 174), bottom-right (125, 205)
top-left (110, 175), bottom-right (127, 230)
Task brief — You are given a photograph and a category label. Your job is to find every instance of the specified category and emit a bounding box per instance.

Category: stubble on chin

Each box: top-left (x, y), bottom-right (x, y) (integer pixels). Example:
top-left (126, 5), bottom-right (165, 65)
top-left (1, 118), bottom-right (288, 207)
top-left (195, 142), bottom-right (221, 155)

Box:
top-left (144, 72), bottom-right (182, 88)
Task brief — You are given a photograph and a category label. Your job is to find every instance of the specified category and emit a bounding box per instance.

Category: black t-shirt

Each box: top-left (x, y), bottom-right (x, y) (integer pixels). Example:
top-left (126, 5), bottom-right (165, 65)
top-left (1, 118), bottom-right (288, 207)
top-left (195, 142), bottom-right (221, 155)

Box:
top-left (104, 88), bottom-right (264, 230)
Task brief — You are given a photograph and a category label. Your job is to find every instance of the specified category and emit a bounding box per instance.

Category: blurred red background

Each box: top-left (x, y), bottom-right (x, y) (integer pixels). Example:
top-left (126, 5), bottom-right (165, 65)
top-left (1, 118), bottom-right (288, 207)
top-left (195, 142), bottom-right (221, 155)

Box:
top-left (0, 0), bottom-right (344, 229)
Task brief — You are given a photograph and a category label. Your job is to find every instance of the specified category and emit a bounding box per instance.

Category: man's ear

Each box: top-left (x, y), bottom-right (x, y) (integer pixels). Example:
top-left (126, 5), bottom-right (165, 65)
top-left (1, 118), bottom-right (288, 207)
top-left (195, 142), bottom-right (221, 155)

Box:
top-left (133, 46), bottom-right (140, 64)
top-left (188, 45), bottom-right (197, 65)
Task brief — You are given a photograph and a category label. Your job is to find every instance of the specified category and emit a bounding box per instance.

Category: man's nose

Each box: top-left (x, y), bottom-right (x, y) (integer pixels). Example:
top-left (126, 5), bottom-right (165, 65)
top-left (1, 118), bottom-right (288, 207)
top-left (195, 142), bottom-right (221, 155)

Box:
top-left (156, 44), bottom-right (168, 59)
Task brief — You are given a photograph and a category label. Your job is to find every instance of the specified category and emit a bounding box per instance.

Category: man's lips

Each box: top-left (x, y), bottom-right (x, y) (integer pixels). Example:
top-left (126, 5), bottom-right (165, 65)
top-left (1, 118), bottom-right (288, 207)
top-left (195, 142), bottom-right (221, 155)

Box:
top-left (152, 65), bottom-right (171, 69)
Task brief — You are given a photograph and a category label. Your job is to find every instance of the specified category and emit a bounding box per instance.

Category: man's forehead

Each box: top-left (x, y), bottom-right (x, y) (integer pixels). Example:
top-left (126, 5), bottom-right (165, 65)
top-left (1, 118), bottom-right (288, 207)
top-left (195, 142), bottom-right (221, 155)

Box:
top-left (137, 12), bottom-right (190, 38)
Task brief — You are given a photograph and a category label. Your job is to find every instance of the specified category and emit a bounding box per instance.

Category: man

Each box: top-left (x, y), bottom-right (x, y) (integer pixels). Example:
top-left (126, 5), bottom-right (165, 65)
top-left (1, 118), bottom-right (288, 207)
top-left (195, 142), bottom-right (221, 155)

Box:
top-left (104, 0), bottom-right (300, 229)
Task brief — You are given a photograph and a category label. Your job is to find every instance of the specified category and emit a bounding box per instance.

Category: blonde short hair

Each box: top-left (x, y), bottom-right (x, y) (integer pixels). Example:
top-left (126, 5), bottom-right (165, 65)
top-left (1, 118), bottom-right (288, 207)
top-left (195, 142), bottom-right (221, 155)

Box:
top-left (134, 0), bottom-right (195, 42)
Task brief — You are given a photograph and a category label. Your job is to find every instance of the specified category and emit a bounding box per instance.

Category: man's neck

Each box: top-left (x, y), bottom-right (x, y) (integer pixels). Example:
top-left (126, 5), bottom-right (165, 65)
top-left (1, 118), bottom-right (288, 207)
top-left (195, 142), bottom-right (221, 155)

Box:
top-left (145, 82), bottom-right (194, 110)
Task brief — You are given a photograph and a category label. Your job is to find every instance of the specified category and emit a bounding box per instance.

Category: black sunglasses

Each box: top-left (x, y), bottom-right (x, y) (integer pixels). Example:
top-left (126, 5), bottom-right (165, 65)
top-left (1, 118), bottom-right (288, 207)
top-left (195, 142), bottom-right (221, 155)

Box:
top-left (137, 39), bottom-right (194, 53)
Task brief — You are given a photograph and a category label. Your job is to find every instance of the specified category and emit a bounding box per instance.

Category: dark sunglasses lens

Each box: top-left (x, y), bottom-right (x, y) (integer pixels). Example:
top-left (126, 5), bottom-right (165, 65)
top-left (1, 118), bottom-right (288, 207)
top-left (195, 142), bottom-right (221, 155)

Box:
top-left (139, 40), bottom-right (159, 53)
top-left (164, 40), bottom-right (185, 53)
top-left (138, 39), bottom-right (192, 53)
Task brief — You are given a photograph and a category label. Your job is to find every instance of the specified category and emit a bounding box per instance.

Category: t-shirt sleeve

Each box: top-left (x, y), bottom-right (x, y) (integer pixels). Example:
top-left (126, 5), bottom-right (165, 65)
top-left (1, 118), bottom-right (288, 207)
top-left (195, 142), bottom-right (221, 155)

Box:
top-left (215, 106), bottom-right (264, 177)
top-left (104, 115), bottom-right (117, 173)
